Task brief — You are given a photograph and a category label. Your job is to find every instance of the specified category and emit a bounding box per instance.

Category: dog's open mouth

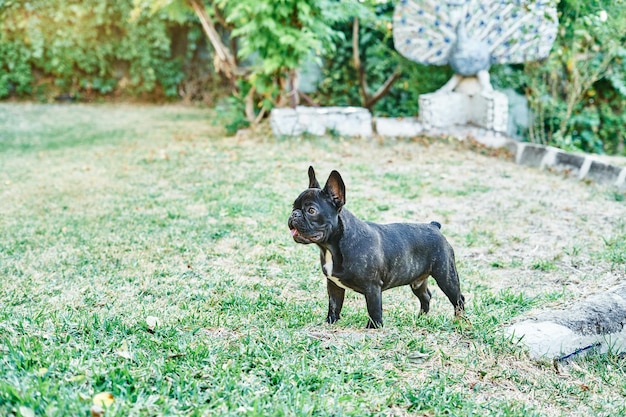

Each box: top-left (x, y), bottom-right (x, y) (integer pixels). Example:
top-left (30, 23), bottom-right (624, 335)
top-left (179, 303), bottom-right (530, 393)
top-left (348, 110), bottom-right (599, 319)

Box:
top-left (290, 228), bottom-right (321, 243)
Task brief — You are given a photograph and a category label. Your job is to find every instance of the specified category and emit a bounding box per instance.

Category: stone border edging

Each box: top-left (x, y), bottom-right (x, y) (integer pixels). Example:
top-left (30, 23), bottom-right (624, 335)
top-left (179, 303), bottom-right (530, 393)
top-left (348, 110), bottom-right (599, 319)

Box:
top-left (269, 109), bottom-right (625, 190)
top-left (508, 141), bottom-right (626, 190)
top-left (270, 106), bottom-right (372, 138)
top-left (374, 116), bottom-right (626, 191)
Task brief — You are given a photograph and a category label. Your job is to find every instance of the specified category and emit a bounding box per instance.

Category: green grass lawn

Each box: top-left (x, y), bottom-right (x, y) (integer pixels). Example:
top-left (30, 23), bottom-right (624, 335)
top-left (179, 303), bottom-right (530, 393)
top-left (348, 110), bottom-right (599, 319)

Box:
top-left (1, 103), bottom-right (625, 416)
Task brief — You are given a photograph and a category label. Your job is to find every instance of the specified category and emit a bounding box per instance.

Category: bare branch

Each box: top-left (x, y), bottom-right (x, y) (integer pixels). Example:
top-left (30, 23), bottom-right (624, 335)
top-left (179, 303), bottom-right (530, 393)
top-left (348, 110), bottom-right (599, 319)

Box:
top-left (254, 107), bottom-right (266, 125)
top-left (298, 91), bottom-right (320, 107)
top-left (211, 2), bottom-right (231, 29)
top-left (366, 65), bottom-right (402, 109)
top-left (352, 18), bottom-right (361, 72)
top-left (352, 18), bottom-right (369, 106)
top-left (244, 85), bottom-right (257, 123)
top-left (243, 86), bottom-right (267, 125)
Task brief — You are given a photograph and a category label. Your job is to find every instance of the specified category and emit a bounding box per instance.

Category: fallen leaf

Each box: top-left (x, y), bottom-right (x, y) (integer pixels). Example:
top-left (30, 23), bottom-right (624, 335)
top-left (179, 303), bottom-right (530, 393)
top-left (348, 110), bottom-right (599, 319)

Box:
top-left (90, 404), bottom-right (104, 417)
top-left (93, 391), bottom-right (114, 407)
top-left (407, 351), bottom-right (430, 364)
top-left (115, 340), bottom-right (132, 360)
top-left (18, 406), bottom-right (35, 417)
top-left (146, 316), bottom-right (161, 331)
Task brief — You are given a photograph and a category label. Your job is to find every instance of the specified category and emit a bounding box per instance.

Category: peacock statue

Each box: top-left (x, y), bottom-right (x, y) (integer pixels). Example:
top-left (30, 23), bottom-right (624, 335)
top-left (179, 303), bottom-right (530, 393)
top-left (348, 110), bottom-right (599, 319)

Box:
top-left (393, 0), bottom-right (559, 92)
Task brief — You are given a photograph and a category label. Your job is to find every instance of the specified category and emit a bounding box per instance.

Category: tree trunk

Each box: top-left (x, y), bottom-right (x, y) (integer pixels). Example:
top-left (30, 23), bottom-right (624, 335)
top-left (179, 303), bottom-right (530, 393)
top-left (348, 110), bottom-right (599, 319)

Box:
top-left (187, 0), bottom-right (239, 88)
top-left (352, 18), bottom-right (402, 111)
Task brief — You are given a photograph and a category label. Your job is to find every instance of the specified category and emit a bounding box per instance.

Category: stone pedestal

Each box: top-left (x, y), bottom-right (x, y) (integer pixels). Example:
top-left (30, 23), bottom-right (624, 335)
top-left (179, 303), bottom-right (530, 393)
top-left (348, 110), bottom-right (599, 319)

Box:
top-left (418, 78), bottom-right (508, 133)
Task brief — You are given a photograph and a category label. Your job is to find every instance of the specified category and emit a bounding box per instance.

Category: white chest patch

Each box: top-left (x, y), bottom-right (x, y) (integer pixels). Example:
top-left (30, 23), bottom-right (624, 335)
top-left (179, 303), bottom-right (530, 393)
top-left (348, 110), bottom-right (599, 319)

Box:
top-left (324, 250), bottom-right (350, 290)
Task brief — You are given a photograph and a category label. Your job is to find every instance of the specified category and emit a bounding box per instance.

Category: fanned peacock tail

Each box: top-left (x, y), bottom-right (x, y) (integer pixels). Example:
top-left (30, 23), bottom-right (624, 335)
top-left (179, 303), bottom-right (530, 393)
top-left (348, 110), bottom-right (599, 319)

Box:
top-left (393, 0), bottom-right (559, 74)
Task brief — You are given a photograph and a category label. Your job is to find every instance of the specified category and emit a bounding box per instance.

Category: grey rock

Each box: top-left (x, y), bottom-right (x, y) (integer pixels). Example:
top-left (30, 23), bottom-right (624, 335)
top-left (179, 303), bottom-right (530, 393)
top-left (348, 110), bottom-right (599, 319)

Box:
top-left (508, 285), bottom-right (626, 359)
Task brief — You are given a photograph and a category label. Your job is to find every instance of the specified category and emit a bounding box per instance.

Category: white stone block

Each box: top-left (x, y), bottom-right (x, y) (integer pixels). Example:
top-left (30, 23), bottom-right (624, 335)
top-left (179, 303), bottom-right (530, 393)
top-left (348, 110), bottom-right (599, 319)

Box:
top-left (419, 89), bottom-right (508, 133)
top-left (270, 106), bottom-right (372, 138)
top-left (325, 107), bottom-right (372, 137)
top-left (295, 106), bottom-right (327, 135)
top-left (269, 108), bottom-right (302, 136)
top-left (374, 117), bottom-right (423, 137)
top-left (419, 92), bottom-right (471, 130)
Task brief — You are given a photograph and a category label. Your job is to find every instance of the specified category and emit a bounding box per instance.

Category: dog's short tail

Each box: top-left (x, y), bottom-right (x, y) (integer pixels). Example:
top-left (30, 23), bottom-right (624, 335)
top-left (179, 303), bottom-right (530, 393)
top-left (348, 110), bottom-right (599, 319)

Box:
top-left (430, 221), bottom-right (442, 229)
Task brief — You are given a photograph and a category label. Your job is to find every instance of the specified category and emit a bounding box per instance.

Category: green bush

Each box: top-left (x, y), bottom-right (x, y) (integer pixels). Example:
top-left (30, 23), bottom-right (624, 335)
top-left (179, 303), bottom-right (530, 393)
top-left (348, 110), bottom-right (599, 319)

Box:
top-left (0, 40), bottom-right (32, 97)
top-left (0, 0), bottom-right (198, 100)
top-left (492, 0), bottom-right (626, 155)
top-left (314, 1), bottom-right (451, 117)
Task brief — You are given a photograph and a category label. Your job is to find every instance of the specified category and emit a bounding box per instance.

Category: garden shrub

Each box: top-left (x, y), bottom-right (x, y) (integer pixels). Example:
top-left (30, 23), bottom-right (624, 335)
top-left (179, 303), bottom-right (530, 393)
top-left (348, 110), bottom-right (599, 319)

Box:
top-left (314, 1), bottom-right (451, 117)
top-left (492, 0), bottom-right (626, 155)
top-left (0, 0), bottom-right (215, 101)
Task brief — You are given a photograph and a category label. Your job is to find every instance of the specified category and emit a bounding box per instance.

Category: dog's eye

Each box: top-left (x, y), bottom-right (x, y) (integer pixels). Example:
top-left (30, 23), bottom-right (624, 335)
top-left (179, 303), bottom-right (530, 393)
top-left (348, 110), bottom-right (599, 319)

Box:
top-left (307, 207), bottom-right (317, 215)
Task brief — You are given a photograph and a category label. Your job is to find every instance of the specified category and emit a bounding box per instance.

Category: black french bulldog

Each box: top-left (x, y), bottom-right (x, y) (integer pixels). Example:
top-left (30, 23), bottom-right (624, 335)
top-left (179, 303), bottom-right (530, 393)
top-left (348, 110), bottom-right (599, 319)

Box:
top-left (288, 167), bottom-right (465, 329)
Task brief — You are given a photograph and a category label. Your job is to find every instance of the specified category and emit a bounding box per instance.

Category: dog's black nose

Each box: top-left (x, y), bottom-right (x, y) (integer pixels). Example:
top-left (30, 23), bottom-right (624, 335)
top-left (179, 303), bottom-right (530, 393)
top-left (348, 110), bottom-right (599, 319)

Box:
top-left (288, 209), bottom-right (302, 229)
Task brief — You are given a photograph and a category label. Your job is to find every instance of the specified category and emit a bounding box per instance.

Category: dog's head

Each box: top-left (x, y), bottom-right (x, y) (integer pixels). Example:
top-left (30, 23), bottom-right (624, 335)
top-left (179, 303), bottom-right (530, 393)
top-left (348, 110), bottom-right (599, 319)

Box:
top-left (288, 166), bottom-right (345, 245)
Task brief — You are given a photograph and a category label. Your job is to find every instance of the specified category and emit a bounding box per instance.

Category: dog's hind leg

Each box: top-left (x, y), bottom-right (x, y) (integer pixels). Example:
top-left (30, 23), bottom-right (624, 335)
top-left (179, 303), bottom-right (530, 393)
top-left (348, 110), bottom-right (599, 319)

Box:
top-left (410, 278), bottom-right (432, 315)
top-left (431, 256), bottom-right (465, 317)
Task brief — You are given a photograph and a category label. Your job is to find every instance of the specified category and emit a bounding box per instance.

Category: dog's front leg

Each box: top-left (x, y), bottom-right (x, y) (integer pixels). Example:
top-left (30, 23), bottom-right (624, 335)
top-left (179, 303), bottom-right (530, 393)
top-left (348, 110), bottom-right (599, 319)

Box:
top-left (364, 287), bottom-right (383, 329)
top-left (326, 280), bottom-right (345, 324)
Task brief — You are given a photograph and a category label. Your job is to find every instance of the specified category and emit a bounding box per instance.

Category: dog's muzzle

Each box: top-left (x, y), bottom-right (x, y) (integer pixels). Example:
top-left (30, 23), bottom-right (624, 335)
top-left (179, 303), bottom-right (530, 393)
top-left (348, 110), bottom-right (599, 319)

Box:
top-left (288, 209), bottom-right (302, 229)
top-left (288, 210), bottom-right (317, 243)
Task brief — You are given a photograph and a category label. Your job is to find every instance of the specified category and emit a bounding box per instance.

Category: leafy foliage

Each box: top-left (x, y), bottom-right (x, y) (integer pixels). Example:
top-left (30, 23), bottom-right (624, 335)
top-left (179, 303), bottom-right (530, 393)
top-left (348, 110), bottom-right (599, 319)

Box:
top-left (314, 1), bottom-right (451, 116)
top-left (0, 0), bottom-right (199, 100)
top-left (215, 94), bottom-right (251, 136)
top-left (230, 0), bottom-right (342, 76)
top-left (493, 0), bottom-right (626, 155)
top-left (226, 0), bottom-right (355, 110)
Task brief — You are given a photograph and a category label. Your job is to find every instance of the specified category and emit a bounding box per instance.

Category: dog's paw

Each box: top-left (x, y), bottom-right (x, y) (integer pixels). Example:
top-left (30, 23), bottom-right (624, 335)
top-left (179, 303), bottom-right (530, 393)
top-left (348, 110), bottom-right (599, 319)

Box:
top-left (325, 315), bottom-right (340, 325)
top-left (366, 320), bottom-right (383, 329)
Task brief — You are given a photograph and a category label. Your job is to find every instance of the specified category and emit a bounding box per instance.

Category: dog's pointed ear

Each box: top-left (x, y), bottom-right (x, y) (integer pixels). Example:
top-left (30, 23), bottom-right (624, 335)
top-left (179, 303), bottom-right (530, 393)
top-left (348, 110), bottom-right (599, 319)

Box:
top-left (323, 170), bottom-right (345, 210)
top-left (308, 166), bottom-right (320, 189)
